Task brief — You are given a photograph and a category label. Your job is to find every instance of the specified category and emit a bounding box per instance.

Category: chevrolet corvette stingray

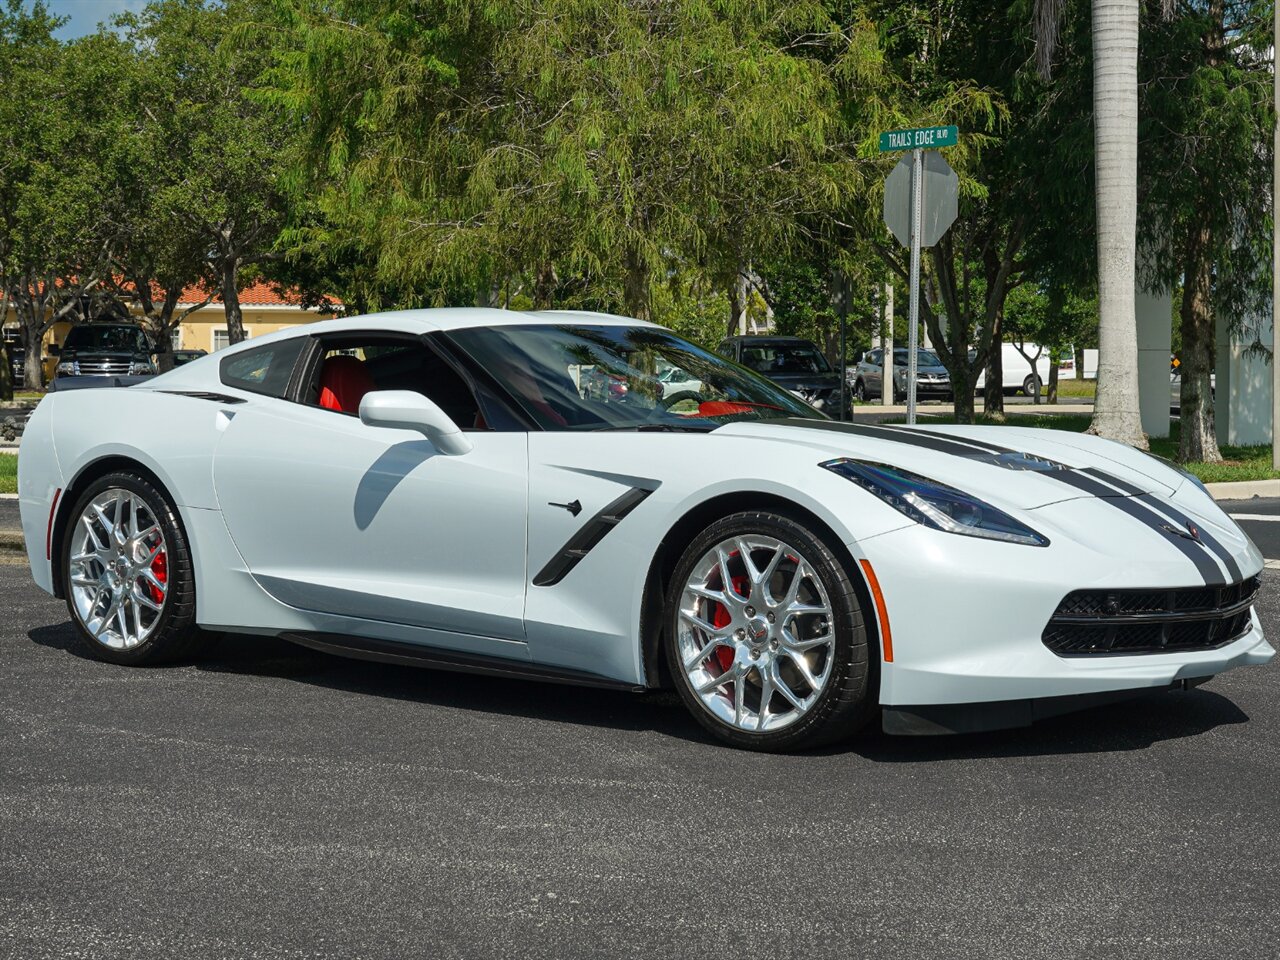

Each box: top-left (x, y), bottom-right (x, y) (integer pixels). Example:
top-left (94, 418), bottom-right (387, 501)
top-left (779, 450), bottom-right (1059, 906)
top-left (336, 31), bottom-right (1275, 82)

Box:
top-left (17, 309), bottom-right (1273, 750)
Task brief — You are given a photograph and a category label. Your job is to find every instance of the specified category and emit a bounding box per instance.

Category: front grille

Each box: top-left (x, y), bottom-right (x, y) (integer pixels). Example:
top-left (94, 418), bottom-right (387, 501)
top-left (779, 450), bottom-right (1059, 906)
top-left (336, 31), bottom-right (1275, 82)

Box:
top-left (1042, 576), bottom-right (1260, 656)
top-left (75, 359), bottom-right (131, 376)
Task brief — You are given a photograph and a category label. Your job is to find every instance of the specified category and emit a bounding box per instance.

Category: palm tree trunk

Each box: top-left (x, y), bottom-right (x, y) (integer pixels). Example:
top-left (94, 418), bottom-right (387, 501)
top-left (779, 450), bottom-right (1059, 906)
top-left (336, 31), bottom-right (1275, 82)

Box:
top-left (1088, 0), bottom-right (1147, 448)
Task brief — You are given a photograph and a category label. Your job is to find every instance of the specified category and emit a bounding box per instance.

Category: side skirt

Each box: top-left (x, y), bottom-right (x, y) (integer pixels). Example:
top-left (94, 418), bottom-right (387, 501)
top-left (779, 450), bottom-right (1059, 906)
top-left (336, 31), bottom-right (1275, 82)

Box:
top-left (278, 631), bottom-right (646, 693)
top-left (882, 677), bottom-right (1212, 736)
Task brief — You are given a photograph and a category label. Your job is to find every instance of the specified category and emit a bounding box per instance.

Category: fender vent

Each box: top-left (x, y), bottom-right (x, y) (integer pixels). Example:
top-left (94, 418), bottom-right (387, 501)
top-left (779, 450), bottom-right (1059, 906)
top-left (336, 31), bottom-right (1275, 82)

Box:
top-left (533, 487), bottom-right (652, 587)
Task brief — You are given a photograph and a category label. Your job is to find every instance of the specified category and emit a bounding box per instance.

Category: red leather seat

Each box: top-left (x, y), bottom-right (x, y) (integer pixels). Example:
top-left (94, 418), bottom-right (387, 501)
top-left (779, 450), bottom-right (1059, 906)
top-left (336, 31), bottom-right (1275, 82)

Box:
top-left (318, 355), bottom-right (374, 414)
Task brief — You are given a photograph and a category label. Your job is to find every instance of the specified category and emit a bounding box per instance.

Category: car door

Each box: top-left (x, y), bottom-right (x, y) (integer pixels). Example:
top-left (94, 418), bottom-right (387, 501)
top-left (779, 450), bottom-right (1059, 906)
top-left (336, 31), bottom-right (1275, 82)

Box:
top-left (211, 334), bottom-right (531, 658)
top-left (863, 349), bottom-right (883, 394)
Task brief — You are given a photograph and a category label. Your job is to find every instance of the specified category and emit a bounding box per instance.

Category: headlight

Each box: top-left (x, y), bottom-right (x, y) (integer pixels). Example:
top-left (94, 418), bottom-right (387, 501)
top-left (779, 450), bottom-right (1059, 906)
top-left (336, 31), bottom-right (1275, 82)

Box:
top-left (56, 361), bottom-right (79, 376)
top-left (822, 458), bottom-right (1050, 547)
top-left (128, 360), bottom-right (156, 376)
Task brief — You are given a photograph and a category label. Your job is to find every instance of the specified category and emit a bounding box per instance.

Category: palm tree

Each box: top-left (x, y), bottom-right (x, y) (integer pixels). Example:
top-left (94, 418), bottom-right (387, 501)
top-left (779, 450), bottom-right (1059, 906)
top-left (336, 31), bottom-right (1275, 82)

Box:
top-left (1036, 0), bottom-right (1147, 448)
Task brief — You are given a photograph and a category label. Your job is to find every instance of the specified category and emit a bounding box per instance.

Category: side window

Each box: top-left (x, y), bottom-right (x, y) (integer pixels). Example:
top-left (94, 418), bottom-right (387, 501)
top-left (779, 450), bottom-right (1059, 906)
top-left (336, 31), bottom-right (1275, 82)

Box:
top-left (304, 334), bottom-right (509, 430)
top-left (867, 350), bottom-right (881, 366)
top-left (219, 337), bottom-right (306, 398)
top-left (716, 341), bottom-right (734, 359)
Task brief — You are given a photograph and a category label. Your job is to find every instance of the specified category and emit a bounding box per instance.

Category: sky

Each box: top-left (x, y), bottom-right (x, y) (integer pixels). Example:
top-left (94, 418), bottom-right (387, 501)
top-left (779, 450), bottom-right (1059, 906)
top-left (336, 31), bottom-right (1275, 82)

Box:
top-left (41, 0), bottom-right (149, 40)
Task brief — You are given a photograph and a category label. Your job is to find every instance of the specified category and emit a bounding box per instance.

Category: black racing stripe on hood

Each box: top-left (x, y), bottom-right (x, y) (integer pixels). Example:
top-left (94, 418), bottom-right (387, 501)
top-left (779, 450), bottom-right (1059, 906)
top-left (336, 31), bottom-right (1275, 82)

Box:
top-left (1047, 472), bottom-right (1226, 586)
top-left (1138, 495), bottom-right (1243, 582)
top-left (786, 419), bottom-right (1231, 586)
top-left (890, 425), bottom-right (1013, 454)
top-left (1083, 468), bottom-right (1243, 582)
top-left (778, 419), bottom-right (1001, 459)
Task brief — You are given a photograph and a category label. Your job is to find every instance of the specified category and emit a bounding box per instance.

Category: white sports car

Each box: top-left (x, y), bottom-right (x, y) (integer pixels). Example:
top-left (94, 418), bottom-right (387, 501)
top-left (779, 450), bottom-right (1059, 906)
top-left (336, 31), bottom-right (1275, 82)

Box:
top-left (16, 309), bottom-right (1274, 750)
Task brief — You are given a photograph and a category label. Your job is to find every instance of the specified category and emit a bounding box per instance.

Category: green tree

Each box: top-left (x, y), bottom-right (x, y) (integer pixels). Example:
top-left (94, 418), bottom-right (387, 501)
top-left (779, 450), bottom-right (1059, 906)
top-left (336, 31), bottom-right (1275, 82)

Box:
top-left (857, 0), bottom-right (1093, 423)
top-left (1137, 0), bottom-right (1272, 462)
top-left (0, 4), bottom-right (129, 388)
top-left (279, 0), bottom-right (873, 325)
top-left (123, 0), bottom-right (295, 347)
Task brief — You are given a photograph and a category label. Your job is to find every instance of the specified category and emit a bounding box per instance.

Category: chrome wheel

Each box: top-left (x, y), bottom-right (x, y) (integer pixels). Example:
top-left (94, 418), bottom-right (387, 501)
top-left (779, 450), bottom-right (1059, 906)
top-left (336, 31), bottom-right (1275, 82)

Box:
top-left (68, 488), bottom-right (169, 650)
top-left (677, 535), bottom-right (836, 733)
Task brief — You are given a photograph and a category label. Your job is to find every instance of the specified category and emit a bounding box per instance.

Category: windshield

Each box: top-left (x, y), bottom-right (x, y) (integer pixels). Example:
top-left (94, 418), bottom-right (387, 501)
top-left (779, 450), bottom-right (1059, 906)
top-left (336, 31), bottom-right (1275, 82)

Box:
top-left (448, 324), bottom-right (821, 431)
top-left (892, 349), bottom-right (942, 367)
top-left (64, 325), bottom-right (149, 353)
top-left (738, 342), bottom-right (831, 375)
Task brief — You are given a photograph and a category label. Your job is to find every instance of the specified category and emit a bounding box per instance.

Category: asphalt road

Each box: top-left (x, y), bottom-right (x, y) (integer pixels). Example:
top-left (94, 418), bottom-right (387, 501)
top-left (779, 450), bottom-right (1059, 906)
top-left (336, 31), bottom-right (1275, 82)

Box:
top-left (1223, 497), bottom-right (1280, 564)
top-left (1, 561), bottom-right (1278, 959)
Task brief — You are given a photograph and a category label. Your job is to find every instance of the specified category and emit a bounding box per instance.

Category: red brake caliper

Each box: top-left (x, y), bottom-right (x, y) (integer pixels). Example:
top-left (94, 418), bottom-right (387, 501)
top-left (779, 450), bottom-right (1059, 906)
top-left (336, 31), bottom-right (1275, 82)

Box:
top-left (148, 550), bottom-right (167, 605)
top-left (710, 563), bottom-right (749, 674)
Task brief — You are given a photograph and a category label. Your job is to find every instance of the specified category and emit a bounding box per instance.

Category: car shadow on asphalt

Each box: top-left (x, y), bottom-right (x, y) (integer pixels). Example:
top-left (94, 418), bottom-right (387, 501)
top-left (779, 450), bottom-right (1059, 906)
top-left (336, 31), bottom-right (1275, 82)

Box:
top-left (28, 621), bottom-right (1251, 758)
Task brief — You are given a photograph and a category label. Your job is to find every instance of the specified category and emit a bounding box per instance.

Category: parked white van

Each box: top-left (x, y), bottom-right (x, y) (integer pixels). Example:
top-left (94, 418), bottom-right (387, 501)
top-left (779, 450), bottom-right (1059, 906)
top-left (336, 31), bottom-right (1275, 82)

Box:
top-left (972, 342), bottom-right (1053, 396)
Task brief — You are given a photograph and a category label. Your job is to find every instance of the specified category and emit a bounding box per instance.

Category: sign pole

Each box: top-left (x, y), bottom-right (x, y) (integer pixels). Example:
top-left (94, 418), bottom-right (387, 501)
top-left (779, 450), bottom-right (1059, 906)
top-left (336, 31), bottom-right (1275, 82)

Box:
top-left (1273, 2), bottom-right (1279, 470)
top-left (883, 282), bottom-right (893, 406)
top-left (907, 147), bottom-right (923, 425)
top-left (837, 273), bottom-right (848, 420)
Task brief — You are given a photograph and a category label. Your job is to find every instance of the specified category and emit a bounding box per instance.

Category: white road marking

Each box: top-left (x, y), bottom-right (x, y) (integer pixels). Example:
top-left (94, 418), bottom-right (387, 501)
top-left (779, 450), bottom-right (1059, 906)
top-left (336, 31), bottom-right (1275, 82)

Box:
top-left (1228, 514), bottom-right (1280, 522)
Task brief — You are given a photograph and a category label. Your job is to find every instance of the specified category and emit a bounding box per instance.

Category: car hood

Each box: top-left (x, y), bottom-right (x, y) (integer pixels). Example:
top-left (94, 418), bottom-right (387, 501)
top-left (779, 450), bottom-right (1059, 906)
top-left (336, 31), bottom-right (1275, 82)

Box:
top-left (760, 371), bottom-right (841, 391)
top-left (715, 418), bottom-right (1183, 510)
top-left (61, 348), bottom-right (145, 359)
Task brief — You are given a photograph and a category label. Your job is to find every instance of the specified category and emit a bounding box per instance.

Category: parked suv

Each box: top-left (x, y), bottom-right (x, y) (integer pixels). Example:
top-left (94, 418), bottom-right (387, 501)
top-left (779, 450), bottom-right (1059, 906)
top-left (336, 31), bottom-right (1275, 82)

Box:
top-left (54, 323), bottom-right (157, 379)
top-left (716, 335), bottom-right (850, 418)
top-left (853, 348), bottom-right (952, 402)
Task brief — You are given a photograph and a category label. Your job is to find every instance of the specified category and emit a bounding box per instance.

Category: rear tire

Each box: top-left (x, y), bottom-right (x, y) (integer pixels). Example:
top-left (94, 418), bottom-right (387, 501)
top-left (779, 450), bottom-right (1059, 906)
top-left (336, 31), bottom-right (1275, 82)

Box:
top-left (61, 470), bottom-right (207, 666)
top-left (664, 510), bottom-right (876, 751)
top-left (853, 379), bottom-right (866, 401)
top-left (1022, 374), bottom-right (1042, 397)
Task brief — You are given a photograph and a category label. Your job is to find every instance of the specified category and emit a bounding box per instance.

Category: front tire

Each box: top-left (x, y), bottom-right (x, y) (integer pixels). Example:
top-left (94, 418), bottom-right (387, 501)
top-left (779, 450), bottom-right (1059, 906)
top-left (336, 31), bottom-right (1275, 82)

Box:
top-left (1022, 374), bottom-right (1042, 397)
top-left (62, 471), bottom-right (206, 665)
top-left (664, 510), bottom-right (876, 751)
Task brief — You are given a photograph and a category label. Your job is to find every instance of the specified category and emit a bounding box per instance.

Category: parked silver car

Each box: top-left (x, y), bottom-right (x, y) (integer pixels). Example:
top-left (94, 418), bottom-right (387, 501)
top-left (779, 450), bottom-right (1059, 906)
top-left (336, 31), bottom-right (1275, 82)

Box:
top-left (852, 348), bottom-right (952, 401)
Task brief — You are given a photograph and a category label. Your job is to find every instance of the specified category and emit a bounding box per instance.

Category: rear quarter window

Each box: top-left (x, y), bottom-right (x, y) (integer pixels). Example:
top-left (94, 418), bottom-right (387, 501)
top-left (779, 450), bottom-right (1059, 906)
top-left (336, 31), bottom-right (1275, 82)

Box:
top-left (219, 338), bottom-right (306, 398)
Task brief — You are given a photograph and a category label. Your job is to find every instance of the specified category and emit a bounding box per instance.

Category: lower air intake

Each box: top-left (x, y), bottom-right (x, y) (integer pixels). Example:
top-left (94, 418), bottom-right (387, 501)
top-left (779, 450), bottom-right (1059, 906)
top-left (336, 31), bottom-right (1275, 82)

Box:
top-left (1042, 576), bottom-right (1260, 656)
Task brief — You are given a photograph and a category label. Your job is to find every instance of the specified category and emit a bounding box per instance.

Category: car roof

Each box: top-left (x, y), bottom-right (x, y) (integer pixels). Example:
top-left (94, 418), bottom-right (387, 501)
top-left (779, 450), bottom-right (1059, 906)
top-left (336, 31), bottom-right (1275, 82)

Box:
top-left (149, 308), bottom-right (663, 381)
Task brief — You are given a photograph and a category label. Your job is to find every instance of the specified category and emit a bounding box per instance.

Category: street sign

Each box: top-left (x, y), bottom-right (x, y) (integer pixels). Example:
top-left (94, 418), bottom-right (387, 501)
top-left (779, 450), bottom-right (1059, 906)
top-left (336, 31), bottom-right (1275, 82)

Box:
top-left (879, 128), bottom-right (959, 426)
top-left (883, 152), bottom-right (958, 249)
top-left (878, 125), bottom-right (958, 152)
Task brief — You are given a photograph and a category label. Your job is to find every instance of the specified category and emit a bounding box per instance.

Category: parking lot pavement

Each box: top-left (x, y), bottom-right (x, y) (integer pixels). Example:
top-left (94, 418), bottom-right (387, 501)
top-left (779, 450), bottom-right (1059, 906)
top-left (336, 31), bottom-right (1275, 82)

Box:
top-left (1223, 497), bottom-right (1280, 564)
top-left (1, 563), bottom-right (1278, 959)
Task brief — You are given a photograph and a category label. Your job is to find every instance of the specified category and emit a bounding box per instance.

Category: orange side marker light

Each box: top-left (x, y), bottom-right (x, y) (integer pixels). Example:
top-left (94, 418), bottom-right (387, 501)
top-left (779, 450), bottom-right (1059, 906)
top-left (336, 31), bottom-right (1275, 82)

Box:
top-left (859, 559), bottom-right (893, 663)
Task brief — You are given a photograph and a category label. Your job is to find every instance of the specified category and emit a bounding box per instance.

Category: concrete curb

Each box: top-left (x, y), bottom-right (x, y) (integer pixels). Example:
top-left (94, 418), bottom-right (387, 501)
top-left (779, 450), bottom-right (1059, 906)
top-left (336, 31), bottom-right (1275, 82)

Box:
top-left (1206, 479), bottom-right (1280, 501)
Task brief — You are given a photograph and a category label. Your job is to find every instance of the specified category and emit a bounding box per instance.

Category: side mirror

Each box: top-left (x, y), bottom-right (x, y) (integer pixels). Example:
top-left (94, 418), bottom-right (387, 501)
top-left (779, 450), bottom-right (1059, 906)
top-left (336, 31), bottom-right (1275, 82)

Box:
top-left (359, 390), bottom-right (472, 456)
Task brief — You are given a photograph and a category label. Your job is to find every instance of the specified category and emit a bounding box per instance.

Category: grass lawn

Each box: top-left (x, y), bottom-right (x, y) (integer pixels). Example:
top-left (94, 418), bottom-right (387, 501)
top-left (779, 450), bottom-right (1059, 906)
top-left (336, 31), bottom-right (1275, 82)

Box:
top-left (907, 411), bottom-right (1280, 485)
top-left (14, 391), bottom-right (43, 401)
top-left (1049, 378), bottom-right (1096, 399)
top-left (0, 453), bottom-right (15, 495)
